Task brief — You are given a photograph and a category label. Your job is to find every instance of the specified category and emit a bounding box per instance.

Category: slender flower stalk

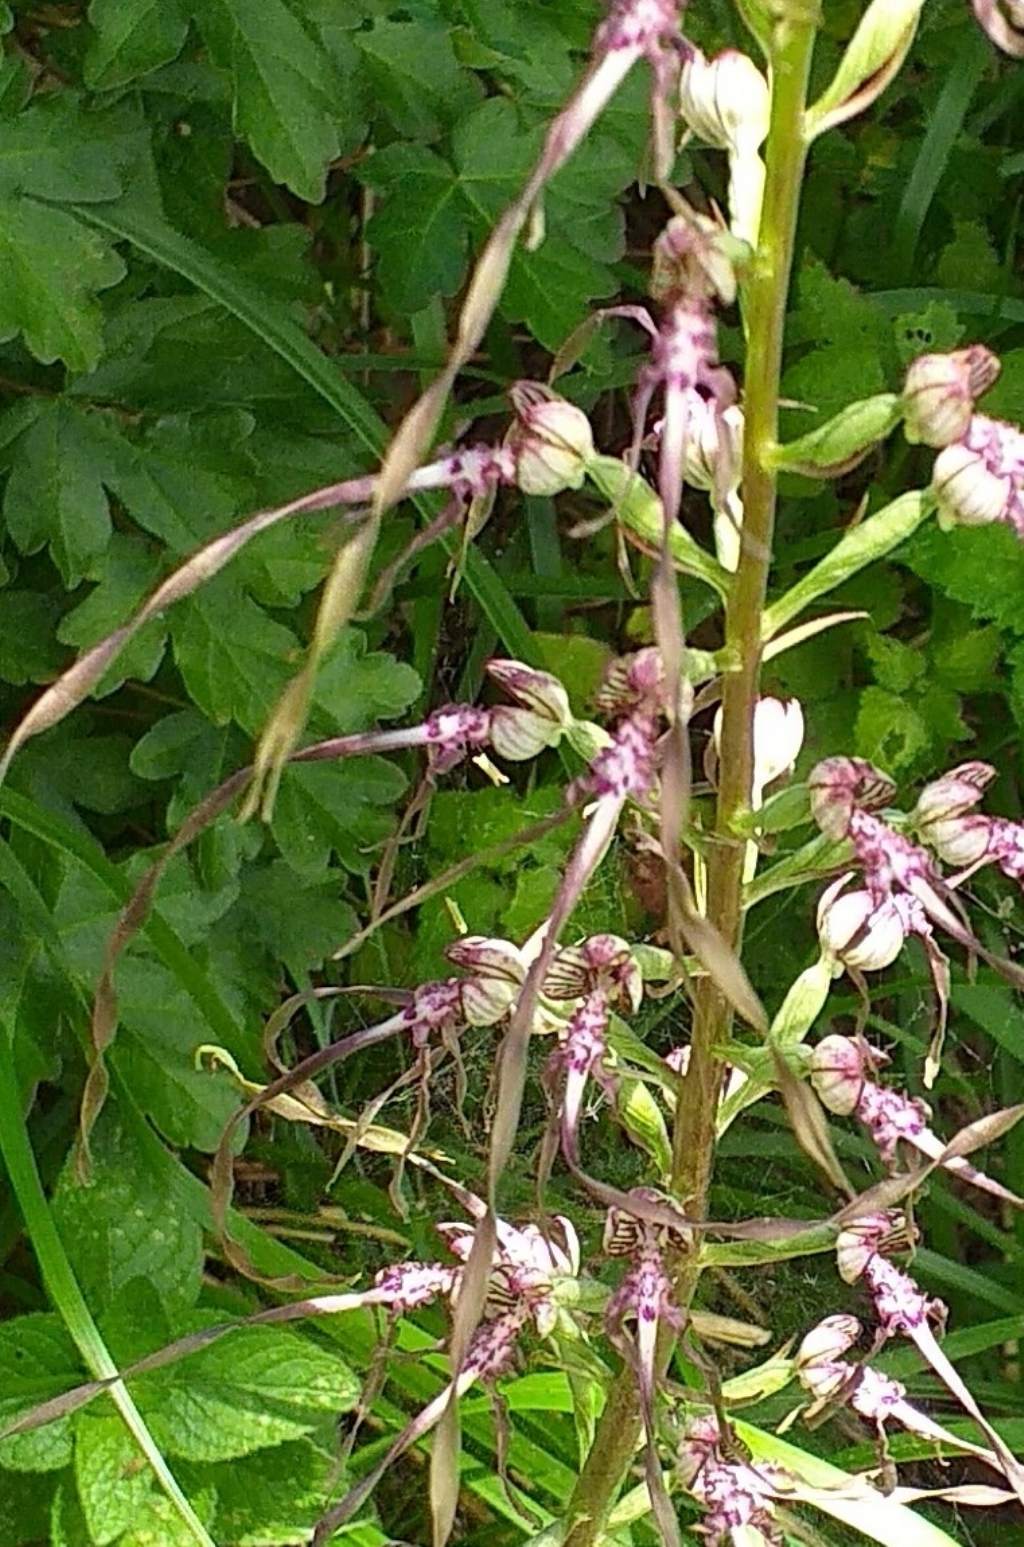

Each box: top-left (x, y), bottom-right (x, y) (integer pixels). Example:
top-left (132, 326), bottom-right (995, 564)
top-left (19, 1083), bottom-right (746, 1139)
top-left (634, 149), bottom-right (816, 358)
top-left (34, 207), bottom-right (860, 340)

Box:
top-left (562, 14), bottom-right (820, 1544)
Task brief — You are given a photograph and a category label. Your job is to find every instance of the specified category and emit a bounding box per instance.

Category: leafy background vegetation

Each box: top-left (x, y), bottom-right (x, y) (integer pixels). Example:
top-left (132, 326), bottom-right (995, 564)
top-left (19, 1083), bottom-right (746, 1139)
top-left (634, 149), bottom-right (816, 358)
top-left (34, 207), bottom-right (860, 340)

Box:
top-left (2, 0), bottom-right (1024, 1543)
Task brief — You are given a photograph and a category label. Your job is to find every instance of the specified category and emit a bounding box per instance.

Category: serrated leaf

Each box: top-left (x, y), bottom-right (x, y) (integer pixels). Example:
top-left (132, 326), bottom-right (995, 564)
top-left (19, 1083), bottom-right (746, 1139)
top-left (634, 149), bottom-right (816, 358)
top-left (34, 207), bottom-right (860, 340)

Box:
top-left (57, 536), bottom-right (168, 695)
top-left (51, 1119), bottom-right (204, 1313)
top-left (86, 0), bottom-right (189, 90)
top-left (353, 15), bottom-right (473, 139)
top-left (0, 1315), bottom-right (83, 1473)
top-left (271, 757), bottom-right (408, 879)
top-left (171, 580), bottom-right (299, 734)
top-left (0, 95), bottom-right (133, 202)
top-left (904, 523), bottom-right (1024, 633)
top-left (361, 144), bottom-right (469, 313)
top-left (74, 1414), bottom-right (155, 1546)
top-left (891, 300), bottom-right (964, 366)
top-left (205, 1440), bottom-right (335, 1546)
top-left (3, 401), bottom-right (115, 585)
top-left (0, 200), bottom-right (125, 371)
top-left (140, 1325), bottom-right (360, 1462)
top-left (192, 0), bottom-right (342, 202)
top-left (855, 685), bottom-right (930, 772)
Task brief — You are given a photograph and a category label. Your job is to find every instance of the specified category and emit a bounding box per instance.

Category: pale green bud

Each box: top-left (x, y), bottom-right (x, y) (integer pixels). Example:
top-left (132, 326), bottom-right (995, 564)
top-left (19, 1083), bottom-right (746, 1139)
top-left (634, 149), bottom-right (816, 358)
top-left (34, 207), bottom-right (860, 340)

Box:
top-left (770, 395), bottom-right (902, 479)
top-left (805, 0), bottom-right (925, 141)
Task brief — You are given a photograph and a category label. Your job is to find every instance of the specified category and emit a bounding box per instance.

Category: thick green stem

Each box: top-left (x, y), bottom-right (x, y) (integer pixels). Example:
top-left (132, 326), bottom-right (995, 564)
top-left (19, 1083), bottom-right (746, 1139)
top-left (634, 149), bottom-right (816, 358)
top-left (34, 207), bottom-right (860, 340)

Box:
top-left (561, 12), bottom-right (818, 1545)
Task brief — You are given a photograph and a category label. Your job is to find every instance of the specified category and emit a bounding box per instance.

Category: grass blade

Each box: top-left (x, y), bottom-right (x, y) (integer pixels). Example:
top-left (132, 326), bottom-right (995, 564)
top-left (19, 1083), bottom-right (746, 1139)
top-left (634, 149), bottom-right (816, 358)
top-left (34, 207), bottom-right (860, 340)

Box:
top-left (0, 1024), bottom-right (215, 1547)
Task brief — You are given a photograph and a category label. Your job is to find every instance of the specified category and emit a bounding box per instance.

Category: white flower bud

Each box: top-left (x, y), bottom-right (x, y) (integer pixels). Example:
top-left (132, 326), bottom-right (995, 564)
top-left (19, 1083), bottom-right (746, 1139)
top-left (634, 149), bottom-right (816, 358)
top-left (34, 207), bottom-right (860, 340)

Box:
top-left (716, 697), bottom-right (805, 810)
top-left (914, 762), bottom-right (995, 824)
top-left (903, 347), bottom-right (1000, 449)
top-left (816, 878), bottom-right (906, 975)
top-left (796, 1314), bottom-right (862, 1371)
top-left (932, 441), bottom-right (1010, 530)
top-left (679, 47), bottom-right (769, 153)
top-left (508, 383), bottom-right (595, 496)
top-left (809, 1033), bottom-right (868, 1116)
top-left (920, 814), bottom-right (993, 869)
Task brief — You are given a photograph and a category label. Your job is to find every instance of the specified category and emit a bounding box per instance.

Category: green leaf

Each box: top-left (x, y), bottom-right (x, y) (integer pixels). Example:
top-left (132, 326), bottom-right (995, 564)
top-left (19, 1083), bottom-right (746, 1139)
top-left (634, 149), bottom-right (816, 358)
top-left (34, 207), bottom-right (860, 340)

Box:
top-left (3, 401), bottom-right (116, 586)
top-left (0, 1314), bottom-right (83, 1473)
top-left (171, 580), bottom-right (299, 734)
top-left (0, 95), bottom-right (134, 202)
top-left (0, 1464), bottom-right (52, 1545)
top-left (891, 299), bottom-right (964, 367)
top-left (140, 1325), bottom-right (360, 1462)
top-left (905, 523), bottom-right (1024, 633)
top-left (0, 200), bottom-right (124, 371)
top-left (57, 536), bottom-right (168, 695)
top-left (0, 589), bottom-right (63, 685)
top-left (205, 1440), bottom-right (336, 1547)
top-left (192, 0), bottom-right (343, 202)
top-left (360, 144), bottom-right (469, 314)
top-left (271, 757), bottom-right (408, 879)
top-left (353, 14), bottom-right (473, 139)
top-left (85, 0), bottom-right (189, 89)
top-left (51, 1119), bottom-right (204, 1314)
top-left (75, 1414), bottom-right (158, 1545)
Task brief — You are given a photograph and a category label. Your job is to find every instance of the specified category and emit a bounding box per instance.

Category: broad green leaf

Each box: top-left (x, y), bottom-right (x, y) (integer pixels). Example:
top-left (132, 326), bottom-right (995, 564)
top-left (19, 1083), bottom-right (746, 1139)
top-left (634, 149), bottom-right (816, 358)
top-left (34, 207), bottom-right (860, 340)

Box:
top-left (57, 536), bottom-right (168, 695)
top-left (51, 1119), bottom-right (204, 1314)
top-left (140, 1325), bottom-right (360, 1462)
top-left (75, 1414), bottom-right (156, 1545)
top-left (171, 581), bottom-right (298, 734)
top-left (0, 200), bottom-right (124, 371)
top-left (271, 757), bottom-right (408, 878)
top-left (360, 143), bottom-right (470, 313)
top-left (0, 1315), bottom-right (83, 1473)
top-left (192, 0), bottom-right (343, 202)
top-left (4, 401), bottom-right (114, 585)
top-left (905, 523), bottom-right (1024, 634)
top-left (0, 94), bottom-right (133, 202)
top-left (352, 14), bottom-right (473, 139)
top-left (0, 589), bottom-right (63, 684)
top-left (205, 1440), bottom-right (337, 1547)
top-left (0, 1463), bottom-right (51, 1545)
top-left (85, 0), bottom-right (190, 90)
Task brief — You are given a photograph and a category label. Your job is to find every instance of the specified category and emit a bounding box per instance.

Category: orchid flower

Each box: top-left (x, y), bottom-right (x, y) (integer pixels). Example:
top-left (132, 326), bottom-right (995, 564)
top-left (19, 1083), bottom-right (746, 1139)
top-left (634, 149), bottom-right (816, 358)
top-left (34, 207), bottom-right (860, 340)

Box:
top-left (809, 756), bottom-right (1024, 1017)
top-left (834, 1212), bottom-right (1024, 1502)
top-left (677, 1413), bottom-right (789, 1546)
top-left (543, 934), bottom-right (644, 1170)
top-left (810, 1033), bottom-right (1024, 1206)
top-left (604, 1191), bottom-right (690, 1547)
top-left (915, 759), bottom-right (1024, 887)
top-left (796, 1314), bottom-right (1006, 1478)
top-left (313, 1206), bottom-right (583, 1544)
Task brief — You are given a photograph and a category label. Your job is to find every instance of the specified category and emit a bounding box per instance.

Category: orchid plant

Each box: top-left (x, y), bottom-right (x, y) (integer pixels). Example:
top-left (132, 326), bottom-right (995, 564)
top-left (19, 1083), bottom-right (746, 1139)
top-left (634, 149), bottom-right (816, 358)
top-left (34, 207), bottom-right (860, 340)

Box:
top-left (7, 3), bottom-right (1024, 1547)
